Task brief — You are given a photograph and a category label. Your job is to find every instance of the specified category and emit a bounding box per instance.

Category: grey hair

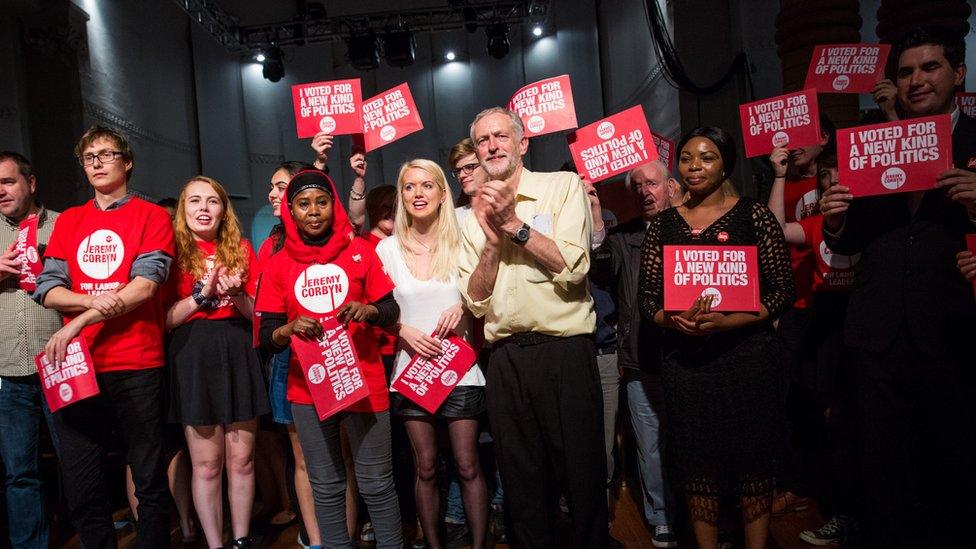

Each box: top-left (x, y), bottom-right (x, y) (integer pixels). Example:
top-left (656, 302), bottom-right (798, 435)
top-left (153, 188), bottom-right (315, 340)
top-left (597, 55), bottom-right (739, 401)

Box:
top-left (623, 160), bottom-right (673, 191)
top-left (469, 107), bottom-right (524, 143)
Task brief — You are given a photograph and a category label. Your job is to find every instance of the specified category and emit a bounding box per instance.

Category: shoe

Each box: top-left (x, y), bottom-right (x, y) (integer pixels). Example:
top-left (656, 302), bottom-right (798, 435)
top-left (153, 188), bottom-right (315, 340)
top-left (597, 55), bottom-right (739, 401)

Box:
top-left (799, 514), bottom-right (851, 546)
top-left (232, 537), bottom-right (253, 548)
top-left (411, 539), bottom-right (427, 549)
top-left (652, 524), bottom-right (678, 548)
top-left (360, 521), bottom-right (375, 542)
top-left (297, 527), bottom-right (310, 549)
top-left (771, 490), bottom-right (810, 516)
top-left (558, 495), bottom-right (569, 513)
top-left (491, 505), bottom-right (508, 543)
top-left (445, 522), bottom-right (471, 548)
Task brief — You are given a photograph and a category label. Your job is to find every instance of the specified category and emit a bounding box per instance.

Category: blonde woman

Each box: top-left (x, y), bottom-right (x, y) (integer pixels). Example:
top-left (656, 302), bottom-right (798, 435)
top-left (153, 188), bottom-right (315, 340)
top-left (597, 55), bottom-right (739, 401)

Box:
top-left (375, 159), bottom-right (488, 549)
top-left (166, 176), bottom-right (268, 548)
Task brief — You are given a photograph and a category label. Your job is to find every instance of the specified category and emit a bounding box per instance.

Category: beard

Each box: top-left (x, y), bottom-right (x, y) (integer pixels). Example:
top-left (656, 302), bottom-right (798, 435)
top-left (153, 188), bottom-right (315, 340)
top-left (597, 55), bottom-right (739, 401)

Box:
top-left (483, 154), bottom-right (520, 181)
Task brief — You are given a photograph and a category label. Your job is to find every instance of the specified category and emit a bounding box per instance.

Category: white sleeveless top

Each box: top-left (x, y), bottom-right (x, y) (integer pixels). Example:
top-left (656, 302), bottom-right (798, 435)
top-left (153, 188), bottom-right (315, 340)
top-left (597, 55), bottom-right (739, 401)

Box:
top-left (375, 236), bottom-right (485, 389)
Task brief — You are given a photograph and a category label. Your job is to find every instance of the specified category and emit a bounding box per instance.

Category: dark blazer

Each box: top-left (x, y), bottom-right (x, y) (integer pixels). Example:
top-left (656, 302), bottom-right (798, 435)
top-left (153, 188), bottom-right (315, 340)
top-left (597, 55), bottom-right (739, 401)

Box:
top-left (591, 216), bottom-right (661, 371)
top-left (824, 112), bottom-right (976, 356)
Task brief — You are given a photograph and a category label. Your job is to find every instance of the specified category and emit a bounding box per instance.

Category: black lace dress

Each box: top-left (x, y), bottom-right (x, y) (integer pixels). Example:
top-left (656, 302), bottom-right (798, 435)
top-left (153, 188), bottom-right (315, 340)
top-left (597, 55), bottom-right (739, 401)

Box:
top-left (638, 198), bottom-right (795, 516)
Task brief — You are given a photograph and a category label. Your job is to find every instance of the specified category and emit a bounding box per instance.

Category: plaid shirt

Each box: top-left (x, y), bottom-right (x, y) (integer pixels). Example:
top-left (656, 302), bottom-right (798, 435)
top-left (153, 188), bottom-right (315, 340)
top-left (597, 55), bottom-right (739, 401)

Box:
top-left (0, 206), bottom-right (62, 377)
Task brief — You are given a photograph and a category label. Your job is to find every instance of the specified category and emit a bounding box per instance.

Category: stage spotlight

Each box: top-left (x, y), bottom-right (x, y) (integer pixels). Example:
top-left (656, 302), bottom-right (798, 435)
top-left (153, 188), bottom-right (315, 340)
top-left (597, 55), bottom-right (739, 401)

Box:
top-left (261, 47), bottom-right (284, 82)
top-left (255, 52), bottom-right (266, 62)
top-left (532, 25), bottom-right (543, 37)
top-left (485, 23), bottom-right (510, 59)
top-left (384, 29), bottom-right (416, 68)
top-left (348, 30), bottom-right (380, 71)
top-left (445, 51), bottom-right (456, 61)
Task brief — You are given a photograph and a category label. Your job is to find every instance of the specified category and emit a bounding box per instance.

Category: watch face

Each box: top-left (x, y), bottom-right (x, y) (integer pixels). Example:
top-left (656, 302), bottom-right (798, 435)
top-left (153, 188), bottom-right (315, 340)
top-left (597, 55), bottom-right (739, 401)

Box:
top-left (515, 224), bottom-right (530, 242)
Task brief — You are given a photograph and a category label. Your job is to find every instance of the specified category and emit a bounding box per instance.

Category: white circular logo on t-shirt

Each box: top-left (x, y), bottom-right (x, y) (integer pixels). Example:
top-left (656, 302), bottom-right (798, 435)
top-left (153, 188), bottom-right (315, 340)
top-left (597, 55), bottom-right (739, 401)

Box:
top-left (26, 246), bottom-right (39, 264)
top-left (597, 122), bottom-right (616, 140)
top-left (701, 287), bottom-right (723, 307)
top-left (307, 364), bottom-right (327, 385)
top-left (881, 167), bottom-right (906, 190)
top-left (527, 115), bottom-right (546, 134)
top-left (772, 131), bottom-right (790, 148)
top-left (819, 241), bottom-right (860, 269)
top-left (294, 264), bottom-right (349, 314)
top-left (77, 230), bottom-right (125, 279)
top-left (319, 116), bottom-right (337, 134)
top-left (380, 125), bottom-right (397, 142)
top-left (832, 75), bottom-right (850, 91)
top-left (58, 383), bottom-right (74, 402)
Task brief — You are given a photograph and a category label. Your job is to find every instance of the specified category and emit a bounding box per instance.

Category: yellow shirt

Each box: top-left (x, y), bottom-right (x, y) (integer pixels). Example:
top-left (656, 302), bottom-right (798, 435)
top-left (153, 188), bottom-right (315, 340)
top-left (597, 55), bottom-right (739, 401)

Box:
top-left (457, 168), bottom-right (595, 342)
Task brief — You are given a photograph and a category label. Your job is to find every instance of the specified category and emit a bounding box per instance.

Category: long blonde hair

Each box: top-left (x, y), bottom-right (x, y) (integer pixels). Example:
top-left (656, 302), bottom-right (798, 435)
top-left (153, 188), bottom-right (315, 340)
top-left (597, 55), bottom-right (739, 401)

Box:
top-left (174, 176), bottom-right (249, 279)
top-left (393, 159), bottom-right (460, 282)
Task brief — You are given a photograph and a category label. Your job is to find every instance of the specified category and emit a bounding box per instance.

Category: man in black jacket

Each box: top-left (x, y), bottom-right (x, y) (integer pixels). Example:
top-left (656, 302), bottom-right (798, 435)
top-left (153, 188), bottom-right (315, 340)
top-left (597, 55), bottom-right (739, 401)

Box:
top-left (822, 25), bottom-right (976, 547)
top-left (590, 160), bottom-right (682, 548)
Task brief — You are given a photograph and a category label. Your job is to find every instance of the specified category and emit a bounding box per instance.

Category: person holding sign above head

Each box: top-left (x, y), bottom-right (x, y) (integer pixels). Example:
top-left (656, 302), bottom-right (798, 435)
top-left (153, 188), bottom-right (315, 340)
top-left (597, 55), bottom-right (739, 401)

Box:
top-left (374, 159), bottom-right (488, 549)
top-left (637, 126), bottom-right (795, 549)
top-left (311, 131), bottom-right (370, 235)
top-left (0, 151), bottom-right (62, 549)
top-left (32, 126), bottom-right (175, 548)
top-left (164, 176), bottom-right (268, 548)
top-left (256, 169), bottom-right (403, 548)
top-left (821, 25), bottom-right (976, 548)
top-left (457, 107), bottom-right (606, 548)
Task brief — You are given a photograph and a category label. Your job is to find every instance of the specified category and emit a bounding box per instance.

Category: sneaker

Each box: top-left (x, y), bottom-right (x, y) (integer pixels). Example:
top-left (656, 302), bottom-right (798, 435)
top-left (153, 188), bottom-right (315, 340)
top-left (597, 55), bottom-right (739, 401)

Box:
top-left (771, 490), bottom-right (811, 516)
top-left (652, 524), bottom-right (678, 548)
top-left (799, 514), bottom-right (850, 546)
top-left (360, 521), bottom-right (375, 543)
top-left (445, 522), bottom-right (471, 548)
top-left (491, 505), bottom-right (508, 543)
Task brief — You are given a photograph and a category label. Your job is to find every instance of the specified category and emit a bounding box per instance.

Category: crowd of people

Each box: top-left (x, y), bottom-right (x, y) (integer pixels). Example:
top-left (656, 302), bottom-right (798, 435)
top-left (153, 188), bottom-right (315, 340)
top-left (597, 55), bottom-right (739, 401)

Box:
top-left (1, 24), bottom-right (975, 549)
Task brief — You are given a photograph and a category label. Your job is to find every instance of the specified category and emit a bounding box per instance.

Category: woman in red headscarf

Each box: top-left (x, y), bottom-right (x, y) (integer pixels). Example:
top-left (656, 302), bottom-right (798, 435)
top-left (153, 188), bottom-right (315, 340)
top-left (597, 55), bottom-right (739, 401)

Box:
top-left (255, 169), bottom-right (402, 548)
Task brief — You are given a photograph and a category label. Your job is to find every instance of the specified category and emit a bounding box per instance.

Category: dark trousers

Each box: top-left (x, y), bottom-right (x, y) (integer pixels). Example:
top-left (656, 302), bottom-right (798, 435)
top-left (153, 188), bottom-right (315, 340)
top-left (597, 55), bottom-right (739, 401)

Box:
top-left (855, 329), bottom-right (976, 547)
top-left (53, 368), bottom-right (169, 549)
top-left (486, 334), bottom-right (607, 549)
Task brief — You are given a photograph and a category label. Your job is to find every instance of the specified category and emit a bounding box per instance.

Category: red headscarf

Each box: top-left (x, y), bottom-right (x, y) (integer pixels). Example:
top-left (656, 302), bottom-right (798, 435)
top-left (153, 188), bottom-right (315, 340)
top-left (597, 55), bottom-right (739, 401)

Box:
top-left (279, 170), bottom-right (355, 264)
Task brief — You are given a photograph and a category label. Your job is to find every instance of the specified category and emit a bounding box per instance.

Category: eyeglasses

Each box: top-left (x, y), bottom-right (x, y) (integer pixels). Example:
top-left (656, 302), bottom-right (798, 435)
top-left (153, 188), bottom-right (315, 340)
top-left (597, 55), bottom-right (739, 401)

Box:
top-left (80, 151), bottom-right (123, 166)
top-left (451, 162), bottom-right (481, 179)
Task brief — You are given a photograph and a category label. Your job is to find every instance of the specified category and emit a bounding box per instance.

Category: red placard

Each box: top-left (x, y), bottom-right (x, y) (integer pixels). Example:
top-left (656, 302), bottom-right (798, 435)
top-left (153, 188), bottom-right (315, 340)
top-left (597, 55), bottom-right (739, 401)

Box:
top-left (804, 44), bottom-right (891, 94)
top-left (358, 83), bottom-right (424, 152)
top-left (34, 337), bottom-right (99, 413)
top-left (290, 319), bottom-right (370, 420)
top-left (391, 333), bottom-right (477, 414)
top-left (838, 114), bottom-right (952, 197)
top-left (567, 105), bottom-right (658, 183)
top-left (15, 215), bottom-right (43, 292)
top-left (957, 93), bottom-right (976, 118)
top-left (508, 75), bottom-right (578, 137)
top-left (967, 234), bottom-right (976, 298)
top-left (663, 245), bottom-right (760, 312)
top-left (292, 79), bottom-right (363, 138)
top-left (739, 89), bottom-right (821, 158)
top-left (651, 132), bottom-right (675, 171)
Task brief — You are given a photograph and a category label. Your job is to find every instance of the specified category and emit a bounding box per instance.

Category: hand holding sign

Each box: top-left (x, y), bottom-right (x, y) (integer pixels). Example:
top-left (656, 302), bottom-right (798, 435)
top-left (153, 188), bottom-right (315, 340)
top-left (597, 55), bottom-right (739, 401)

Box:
top-left (44, 318), bottom-right (87, 368)
top-left (872, 80), bottom-right (899, 122)
top-left (400, 324), bottom-right (442, 359)
top-left (957, 239), bottom-right (976, 285)
top-left (336, 301), bottom-right (378, 328)
top-left (35, 337), bottom-right (99, 413)
top-left (935, 169), bottom-right (976, 217)
top-left (311, 133), bottom-right (334, 165)
top-left (291, 320), bottom-right (370, 420)
top-left (663, 245), bottom-right (761, 313)
top-left (391, 333), bottom-right (477, 414)
top-left (286, 315), bottom-right (324, 340)
top-left (818, 184), bottom-right (853, 231)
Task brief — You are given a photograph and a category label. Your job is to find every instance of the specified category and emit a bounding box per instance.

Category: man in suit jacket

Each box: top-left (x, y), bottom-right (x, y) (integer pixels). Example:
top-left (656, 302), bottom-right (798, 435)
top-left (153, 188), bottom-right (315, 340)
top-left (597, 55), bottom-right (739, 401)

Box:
top-left (822, 25), bottom-right (976, 548)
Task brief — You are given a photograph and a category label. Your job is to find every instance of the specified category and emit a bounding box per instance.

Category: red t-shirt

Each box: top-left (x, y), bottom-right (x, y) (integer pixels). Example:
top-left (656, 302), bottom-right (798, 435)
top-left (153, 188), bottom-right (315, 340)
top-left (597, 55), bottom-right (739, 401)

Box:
top-left (357, 232), bottom-right (397, 357)
top-left (174, 240), bottom-right (258, 322)
top-left (798, 216), bottom-right (858, 293)
top-left (784, 176), bottom-right (819, 308)
top-left (44, 197), bottom-right (175, 372)
top-left (255, 238), bottom-right (394, 412)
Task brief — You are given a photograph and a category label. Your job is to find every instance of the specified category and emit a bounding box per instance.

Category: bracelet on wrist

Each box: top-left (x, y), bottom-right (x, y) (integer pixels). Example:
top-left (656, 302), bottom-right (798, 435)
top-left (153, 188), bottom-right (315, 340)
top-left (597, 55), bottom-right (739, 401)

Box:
top-left (350, 189), bottom-right (366, 200)
top-left (773, 175), bottom-right (786, 180)
top-left (191, 280), bottom-right (220, 310)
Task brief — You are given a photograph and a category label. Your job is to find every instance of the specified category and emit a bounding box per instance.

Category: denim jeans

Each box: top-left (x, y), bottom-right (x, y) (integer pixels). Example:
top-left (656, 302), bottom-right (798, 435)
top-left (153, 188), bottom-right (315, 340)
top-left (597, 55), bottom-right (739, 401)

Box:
top-left (0, 375), bottom-right (55, 548)
top-left (268, 348), bottom-right (293, 424)
top-left (624, 369), bottom-right (674, 526)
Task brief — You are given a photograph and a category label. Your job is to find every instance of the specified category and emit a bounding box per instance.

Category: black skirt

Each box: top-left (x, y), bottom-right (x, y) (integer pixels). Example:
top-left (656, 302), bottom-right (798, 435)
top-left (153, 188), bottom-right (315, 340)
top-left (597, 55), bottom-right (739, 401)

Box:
top-left (391, 385), bottom-right (486, 419)
top-left (168, 318), bottom-right (270, 426)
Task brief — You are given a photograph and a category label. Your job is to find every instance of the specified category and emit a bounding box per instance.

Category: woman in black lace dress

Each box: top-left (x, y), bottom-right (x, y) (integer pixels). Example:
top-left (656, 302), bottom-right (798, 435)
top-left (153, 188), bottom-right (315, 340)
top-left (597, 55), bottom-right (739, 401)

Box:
top-left (638, 127), bottom-right (795, 549)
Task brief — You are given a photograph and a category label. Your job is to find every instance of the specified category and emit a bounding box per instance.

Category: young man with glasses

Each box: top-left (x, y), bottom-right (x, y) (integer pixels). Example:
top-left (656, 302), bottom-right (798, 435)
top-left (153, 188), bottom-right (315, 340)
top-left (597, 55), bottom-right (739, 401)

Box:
top-left (33, 125), bottom-right (175, 548)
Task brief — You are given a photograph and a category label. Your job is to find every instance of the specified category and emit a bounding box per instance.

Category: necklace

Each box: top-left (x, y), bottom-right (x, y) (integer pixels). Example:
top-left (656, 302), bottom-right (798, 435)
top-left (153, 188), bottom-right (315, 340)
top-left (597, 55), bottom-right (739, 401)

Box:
top-left (409, 229), bottom-right (435, 254)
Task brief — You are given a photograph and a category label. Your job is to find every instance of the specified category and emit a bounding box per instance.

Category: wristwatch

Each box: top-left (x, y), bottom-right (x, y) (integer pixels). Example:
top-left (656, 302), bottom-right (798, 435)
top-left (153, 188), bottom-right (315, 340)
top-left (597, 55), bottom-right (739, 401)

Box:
top-left (510, 222), bottom-right (531, 245)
